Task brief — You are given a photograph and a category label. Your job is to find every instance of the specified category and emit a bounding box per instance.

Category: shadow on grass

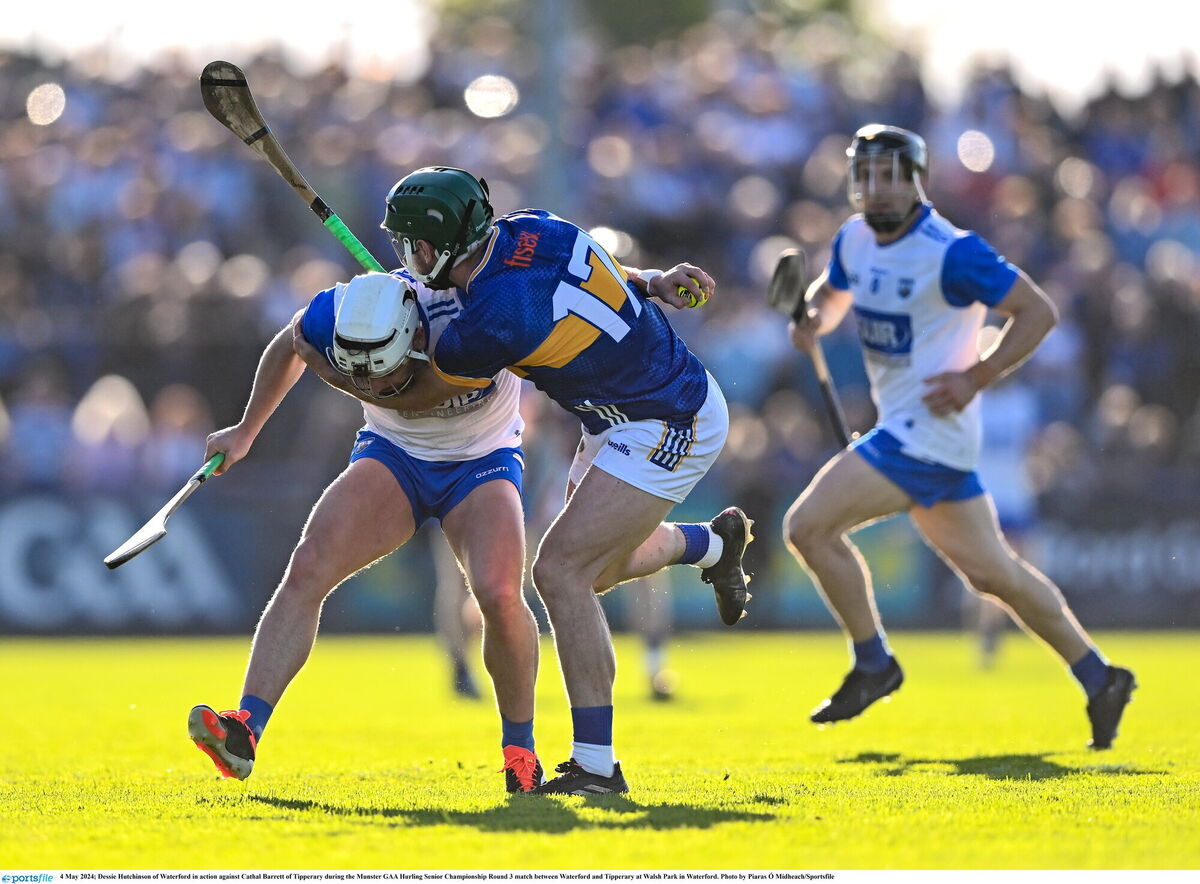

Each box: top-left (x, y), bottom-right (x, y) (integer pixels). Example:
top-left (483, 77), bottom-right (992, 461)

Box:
top-left (247, 793), bottom-right (775, 833)
top-left (838, 751), bottom-right (1164, 781)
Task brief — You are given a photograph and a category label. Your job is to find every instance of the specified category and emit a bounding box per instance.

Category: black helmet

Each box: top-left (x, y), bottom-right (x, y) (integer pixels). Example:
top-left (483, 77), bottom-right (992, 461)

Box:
top-left (846, 124), bottom-right (928, 233)
top-left (847, 124), bottom-right (928, 174)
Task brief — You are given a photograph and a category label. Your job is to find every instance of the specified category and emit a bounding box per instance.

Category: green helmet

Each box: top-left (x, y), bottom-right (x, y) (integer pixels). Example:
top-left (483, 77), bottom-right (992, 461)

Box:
top-left (381, 167), bottom-right (494, 288)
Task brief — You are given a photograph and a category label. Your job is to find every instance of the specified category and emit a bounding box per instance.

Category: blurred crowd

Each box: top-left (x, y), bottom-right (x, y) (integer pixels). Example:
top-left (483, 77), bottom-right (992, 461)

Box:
top-left (2, 6), bottom-right (1198, 529)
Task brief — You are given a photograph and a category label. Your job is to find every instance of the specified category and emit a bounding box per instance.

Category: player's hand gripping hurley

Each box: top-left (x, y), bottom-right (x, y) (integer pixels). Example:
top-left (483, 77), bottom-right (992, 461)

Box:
top-left (768, 248), bottom-right (853, 447)
top-left (105, 63), bottom-right (391, 571)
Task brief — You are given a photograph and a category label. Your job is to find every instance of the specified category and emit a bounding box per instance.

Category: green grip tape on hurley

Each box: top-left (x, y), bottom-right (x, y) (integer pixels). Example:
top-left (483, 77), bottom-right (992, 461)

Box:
top-left (324, 213), bottom-right (385, 272)
top-left (196, 452), bottom-right (225, 482)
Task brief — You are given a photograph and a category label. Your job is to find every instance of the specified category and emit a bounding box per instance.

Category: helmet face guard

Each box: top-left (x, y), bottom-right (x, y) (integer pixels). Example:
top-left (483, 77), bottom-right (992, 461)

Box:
top-left (328, 273), bottom-right (429, 400)
top-left (381, 167), bottom-right (493, 289)
top-left (847, 124), bottom-right (928, 234)
top-left (385, 215), bottom-right (469, 291)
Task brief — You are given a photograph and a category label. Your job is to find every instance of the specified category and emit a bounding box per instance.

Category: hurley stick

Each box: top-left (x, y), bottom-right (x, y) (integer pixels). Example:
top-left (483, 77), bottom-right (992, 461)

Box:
top-left (103, 453), bottom-right (225, 569)
top-left (767, 248), bottom-right (853, 447)
top-left (200, 60), bottom-right (383, 272)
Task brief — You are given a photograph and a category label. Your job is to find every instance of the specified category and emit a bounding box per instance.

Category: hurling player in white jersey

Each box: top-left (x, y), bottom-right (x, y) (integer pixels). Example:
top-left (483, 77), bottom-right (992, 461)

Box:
top-left (783, 124), bottom-right (1135, 749)
top-left (187, 271), bottom-right (546, 793)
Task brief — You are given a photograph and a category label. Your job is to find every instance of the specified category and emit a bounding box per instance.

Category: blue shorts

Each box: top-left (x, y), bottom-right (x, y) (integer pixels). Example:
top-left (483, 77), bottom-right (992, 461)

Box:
top-left (851, 427), bottom-right (984, 509)
top-left (349, 430), bottom-right (524, 528)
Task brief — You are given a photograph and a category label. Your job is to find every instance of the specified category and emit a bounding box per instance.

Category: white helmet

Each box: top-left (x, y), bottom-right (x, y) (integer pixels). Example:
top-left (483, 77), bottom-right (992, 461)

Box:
top-left (328, 273), bottom-right (427, 394)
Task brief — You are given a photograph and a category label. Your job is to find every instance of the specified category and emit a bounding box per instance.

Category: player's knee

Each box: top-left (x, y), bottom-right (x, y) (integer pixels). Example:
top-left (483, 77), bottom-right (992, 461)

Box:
top-left (472, 580), bottom-right (526, 621)
top-left (961, 559), bottom-right (1019, 602)
top-left (280, 541), bottom-right (336, 604)
top-left (530, 555), bottom-right (561, 597)
top-left (783, 504), bottom-right (830, 555)
top-left (531, 553), bottom-right (581, 600)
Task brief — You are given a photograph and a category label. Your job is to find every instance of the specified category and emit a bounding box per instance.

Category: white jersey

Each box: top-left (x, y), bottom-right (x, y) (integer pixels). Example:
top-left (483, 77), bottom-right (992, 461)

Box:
top-left (303, 272), bottom-right (523, 462)
top-left (829, 204), bottom-right (1018, 471)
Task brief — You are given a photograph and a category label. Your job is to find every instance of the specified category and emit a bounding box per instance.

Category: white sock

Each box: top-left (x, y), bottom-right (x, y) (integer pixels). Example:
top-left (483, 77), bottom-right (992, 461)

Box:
top-left (694, 527), bottom-right (724, 569)
top-left (572, 741), bottom-right (615, 777)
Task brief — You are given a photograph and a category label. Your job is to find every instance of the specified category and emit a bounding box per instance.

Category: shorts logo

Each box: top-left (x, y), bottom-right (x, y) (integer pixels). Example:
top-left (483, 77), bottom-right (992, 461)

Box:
top-left (503, 230), bottom-right (541, 268)
top-left (353, 439), bottom-right (372, 456)
top-left (575, 400), bottom-right (630, 428)
top-left (606, 440), bottom-right (632, 456)
top-left (475, 466), bottom-right (510, 479)
top-left (648, 420), bottom-right (695, 472)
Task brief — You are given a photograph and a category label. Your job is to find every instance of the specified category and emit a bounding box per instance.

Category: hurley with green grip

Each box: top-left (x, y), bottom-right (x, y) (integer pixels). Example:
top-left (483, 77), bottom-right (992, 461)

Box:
top-left (108, 63), bottom-right (387, 570)
top-left (103, 452), bottom-right (226, 569)
top-left (199, 60), bottom-right (383, 272)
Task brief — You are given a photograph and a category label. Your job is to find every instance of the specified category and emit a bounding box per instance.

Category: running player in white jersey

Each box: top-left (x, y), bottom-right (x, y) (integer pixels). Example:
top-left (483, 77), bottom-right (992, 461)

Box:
top-left (187, 271), bottom-right (545, 792)
top-left (783, 124), bottom-right (1135, 749)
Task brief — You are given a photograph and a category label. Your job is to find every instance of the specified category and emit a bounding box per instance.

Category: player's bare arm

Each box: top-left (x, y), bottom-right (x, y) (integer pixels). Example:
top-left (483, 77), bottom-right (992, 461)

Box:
top-left (205, 309), bottom-right (307, 476)
top-left (922, 272), bottom-right (1058, 416)
top-left (385, 361), bottom-right (484, 412)
top-left (626, 263), bottom-right (715, 309)
top-left (788, 271), bottom-right (853, 353)
top-left (290, 311), bottom-right (364, 398)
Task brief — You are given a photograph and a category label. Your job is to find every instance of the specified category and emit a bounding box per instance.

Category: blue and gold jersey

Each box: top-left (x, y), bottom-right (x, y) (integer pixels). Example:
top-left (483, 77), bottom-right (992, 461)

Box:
top-left (433, 210), bottom-right (709, 434)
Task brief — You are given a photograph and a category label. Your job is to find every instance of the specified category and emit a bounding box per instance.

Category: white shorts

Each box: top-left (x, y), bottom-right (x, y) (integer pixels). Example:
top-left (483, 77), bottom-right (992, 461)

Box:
top-left (568, 373), bottom-right (728, 503)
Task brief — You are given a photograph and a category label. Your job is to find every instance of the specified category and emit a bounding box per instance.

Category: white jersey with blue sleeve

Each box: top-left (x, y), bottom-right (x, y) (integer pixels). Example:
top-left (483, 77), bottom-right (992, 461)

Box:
top-left (828, 204), bottom-right (1018, 470)
top-left (301, 270), bottom-right (523, 462)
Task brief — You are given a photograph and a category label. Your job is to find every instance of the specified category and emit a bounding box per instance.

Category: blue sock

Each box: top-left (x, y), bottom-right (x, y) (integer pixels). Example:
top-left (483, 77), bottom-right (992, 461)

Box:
top-left (1070, 649), bottom-right (1110, 699)
top-left (677, 524), bottom-right (710, 565)
top-left (853, 633), bottom-right (892, 673)
top-left (239, 694), bottom-right (274, 742)
top-left (571, 705), bottom-right (613, 746)
top-left (501, 716), bottom-right (535, 752)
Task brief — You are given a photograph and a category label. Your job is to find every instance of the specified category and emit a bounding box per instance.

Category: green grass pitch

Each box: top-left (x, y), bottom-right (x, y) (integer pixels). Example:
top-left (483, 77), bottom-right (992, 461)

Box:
top-left (2, 632), bottom-right (1197, 870)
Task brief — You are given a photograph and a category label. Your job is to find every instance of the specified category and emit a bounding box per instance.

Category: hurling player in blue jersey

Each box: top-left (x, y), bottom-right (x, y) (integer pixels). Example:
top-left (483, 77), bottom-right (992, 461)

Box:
top-left (369, 167), bottom-right (753, 794)
top-left (188, 272), bottom-right (546, 793)
top-left (783, 125), bottom-right (1135, 749)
